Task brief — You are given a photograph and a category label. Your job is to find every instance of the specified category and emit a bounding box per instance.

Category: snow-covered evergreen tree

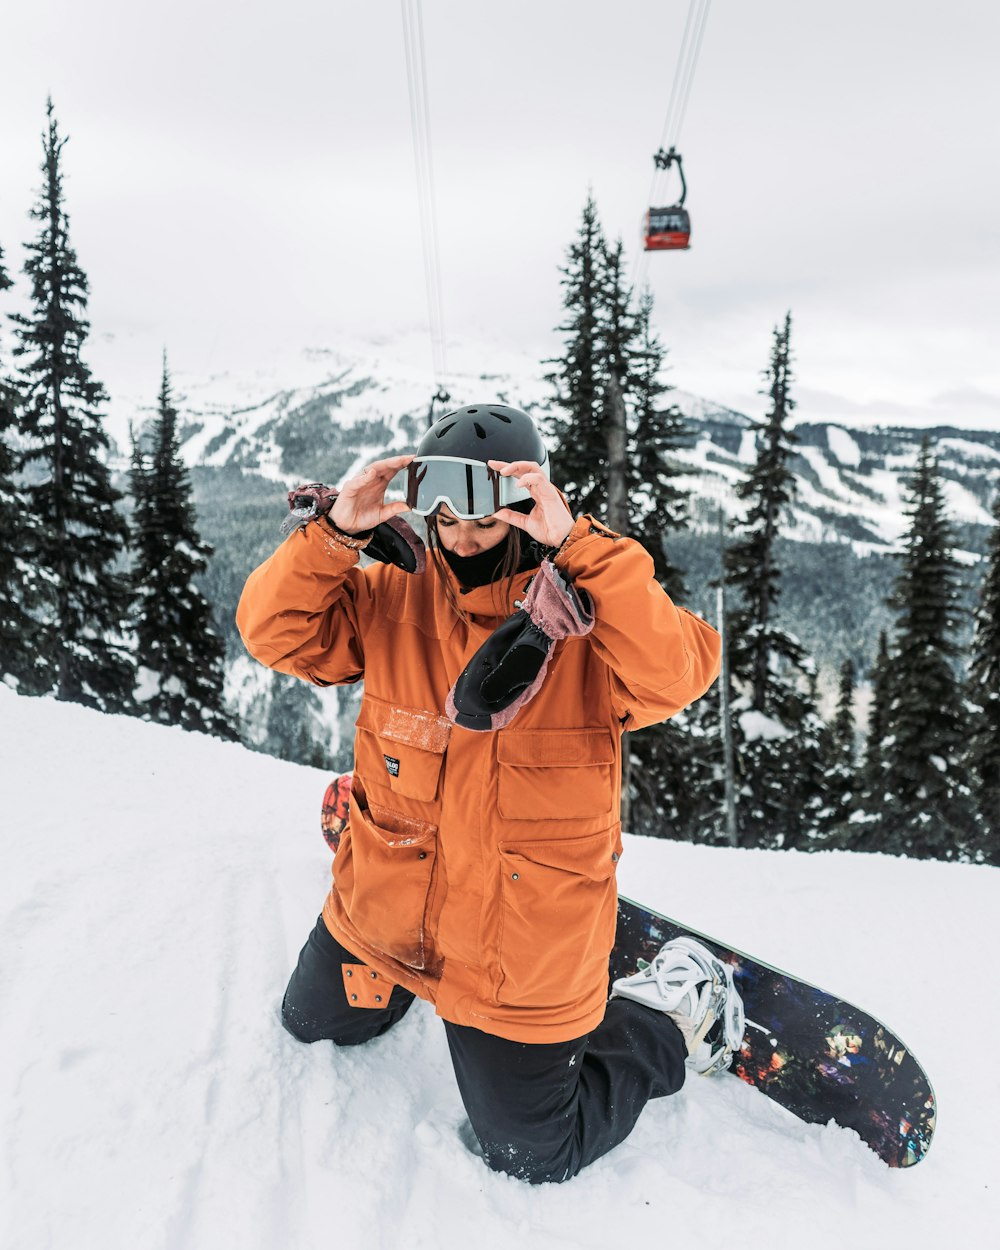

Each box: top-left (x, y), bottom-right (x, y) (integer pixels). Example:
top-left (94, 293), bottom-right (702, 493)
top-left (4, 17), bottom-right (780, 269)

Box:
top-left (965, 485), bottom-right (1000, 863)
top-left (628, 289), bottom-right (690, 600)
top-left (260, 673), bottom-right (331, 769)
top-left (547, 200), bottom-right (693, 555)
top-left (546, 193), bottom-right (612, 517)
top-left (870, 438), bottom-right (974, 857)
top-left (817, 657), bottom-right (859, 845)
top-left (0, 243), bottom-right (46, 693)
top-left (130, 360), bottom-right (238, 739)
top-left (723, 313), bottom-right (826, 848)
top-left (857, 629), bottom-right (893, 836)
top-left (9, 101), bottom-right (134, 712)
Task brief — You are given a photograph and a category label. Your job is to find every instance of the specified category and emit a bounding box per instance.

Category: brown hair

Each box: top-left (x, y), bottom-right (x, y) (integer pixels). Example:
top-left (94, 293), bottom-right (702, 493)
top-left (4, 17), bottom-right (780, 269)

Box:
top-left (426, 517), bottom-right (526, 624)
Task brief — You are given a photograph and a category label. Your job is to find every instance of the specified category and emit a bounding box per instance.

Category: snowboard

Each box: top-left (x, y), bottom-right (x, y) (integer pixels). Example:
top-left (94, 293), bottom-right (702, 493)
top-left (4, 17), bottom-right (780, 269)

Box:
top-left (321, 773), bottom-right (352, 852)
top-left (610, 896), bottom-right (936, 1168)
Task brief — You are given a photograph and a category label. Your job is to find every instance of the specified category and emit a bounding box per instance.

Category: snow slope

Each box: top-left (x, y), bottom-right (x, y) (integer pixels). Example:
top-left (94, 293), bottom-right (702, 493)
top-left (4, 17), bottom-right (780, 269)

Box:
top-left (1, 687), bottom-right (997, 1250)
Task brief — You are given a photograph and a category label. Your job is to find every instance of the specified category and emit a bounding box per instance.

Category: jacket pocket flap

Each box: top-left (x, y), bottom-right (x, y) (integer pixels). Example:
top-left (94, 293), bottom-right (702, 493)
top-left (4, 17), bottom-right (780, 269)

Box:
top-left (497, 728), bottom-right (613, 768)
top-left (499, 830), bottom-right (618, 882)
top-left (358, 700), bottom-right (451, 755)
top-left (367, 803), bottom-right (437, 847)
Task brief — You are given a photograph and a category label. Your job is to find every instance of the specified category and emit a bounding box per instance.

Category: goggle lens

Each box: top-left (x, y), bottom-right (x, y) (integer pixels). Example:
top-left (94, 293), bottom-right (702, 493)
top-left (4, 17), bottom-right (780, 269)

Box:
top-left (405, 457), bottom-right (532, 519)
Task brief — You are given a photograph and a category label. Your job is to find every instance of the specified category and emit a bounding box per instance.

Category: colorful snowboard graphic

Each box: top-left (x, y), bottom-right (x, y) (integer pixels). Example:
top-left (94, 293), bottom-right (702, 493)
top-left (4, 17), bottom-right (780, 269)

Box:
top-left (611, 897), bottom-right (935, 1167)
top-left (321, 773), bottom-right (352, 852)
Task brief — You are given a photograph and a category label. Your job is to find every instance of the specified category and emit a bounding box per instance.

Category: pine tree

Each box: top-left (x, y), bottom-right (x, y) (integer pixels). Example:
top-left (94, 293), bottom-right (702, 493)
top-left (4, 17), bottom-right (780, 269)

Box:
top-left (964, 485), bottom-right (1000, 863)
top-left (723, 313), bottom-right (826, 848)
top-left (0, 243), bottom-right (46, 692)
top-left (9, 100), bottom-right (134, 711)
top-left (628, 289), bottom-right (690, 600)
top-left (726, 314), bottom-right (803, 712)
top-left (872, 438), bottom-right (974, 857)
top-left (599, 237), bottom-right (636, 535)
top-left (130, 359), bottom-right (238, 738)
top-left (546, 194), bottom-right (610, 518)
top-left (818, 657), bottom-right (859, 845)
top-left (852, 630), bottom-right (894, 846)
top-left (261, 673), bottom-right (331, 769)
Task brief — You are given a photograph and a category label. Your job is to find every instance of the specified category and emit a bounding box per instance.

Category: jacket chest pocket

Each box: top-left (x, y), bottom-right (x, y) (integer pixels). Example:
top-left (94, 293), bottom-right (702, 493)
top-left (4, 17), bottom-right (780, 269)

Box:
top-left (355, 700), bottom-right (451, 803)
top-left (496, 729), bottom-right (615, 822)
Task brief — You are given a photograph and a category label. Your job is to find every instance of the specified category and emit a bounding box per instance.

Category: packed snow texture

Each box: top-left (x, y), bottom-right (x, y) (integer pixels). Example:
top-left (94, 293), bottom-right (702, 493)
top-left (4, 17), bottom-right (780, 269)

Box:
top-left (1, 687), bottom-right (997, 1250)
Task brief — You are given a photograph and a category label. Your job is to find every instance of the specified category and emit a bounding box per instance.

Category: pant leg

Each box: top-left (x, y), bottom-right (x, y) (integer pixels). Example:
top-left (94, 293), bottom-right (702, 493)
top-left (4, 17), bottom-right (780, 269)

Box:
top-left (281, 915), bottom-right (416, 1046)
top-left (445, 997), bottom-right (687, 1184)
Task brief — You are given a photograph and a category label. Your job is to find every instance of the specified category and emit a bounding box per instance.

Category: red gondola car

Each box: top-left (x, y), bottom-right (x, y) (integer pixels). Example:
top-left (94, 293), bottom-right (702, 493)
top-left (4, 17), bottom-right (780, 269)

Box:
top-left (643, 205), bottom-right (691, 251)
top-left (643, 146), bottom-right (691, 252)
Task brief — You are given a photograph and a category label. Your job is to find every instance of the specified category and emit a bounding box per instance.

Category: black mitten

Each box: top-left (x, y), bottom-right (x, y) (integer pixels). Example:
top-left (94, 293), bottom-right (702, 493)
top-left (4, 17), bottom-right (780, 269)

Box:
top-left (446, 560), bottom-right (594, 731)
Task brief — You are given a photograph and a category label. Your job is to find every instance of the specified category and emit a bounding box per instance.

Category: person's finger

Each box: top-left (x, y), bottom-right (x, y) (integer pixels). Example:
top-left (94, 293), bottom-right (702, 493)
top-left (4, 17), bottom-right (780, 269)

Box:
top-left (364, 453), bottom-right (414, 480)
top-left (378, 500), bottom-right (411, 521)
top-left (514, 472), bottom-right (548, 490)
top-left (492, 506), bottom-right (532, 531)
top-left (488, 459), bottom-right (540, 476)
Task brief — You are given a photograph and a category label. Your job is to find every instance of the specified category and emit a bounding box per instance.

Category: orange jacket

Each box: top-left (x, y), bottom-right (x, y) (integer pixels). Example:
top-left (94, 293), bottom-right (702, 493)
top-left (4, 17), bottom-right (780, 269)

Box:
top-left (237, 514), bottom-right (721, 1043)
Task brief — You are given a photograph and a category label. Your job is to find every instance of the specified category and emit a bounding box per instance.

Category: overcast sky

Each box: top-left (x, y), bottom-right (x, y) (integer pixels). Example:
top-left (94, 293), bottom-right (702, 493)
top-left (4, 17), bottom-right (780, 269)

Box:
top-left (2, 0), bottom-right (998, 429)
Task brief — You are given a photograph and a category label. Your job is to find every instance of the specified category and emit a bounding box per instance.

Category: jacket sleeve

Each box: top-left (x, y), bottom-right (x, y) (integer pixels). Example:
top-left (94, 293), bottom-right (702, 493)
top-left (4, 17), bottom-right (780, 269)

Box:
top-left (236, 521), bottom-right (376, 685)
top-left (553, 515), bottom-right (721, 730)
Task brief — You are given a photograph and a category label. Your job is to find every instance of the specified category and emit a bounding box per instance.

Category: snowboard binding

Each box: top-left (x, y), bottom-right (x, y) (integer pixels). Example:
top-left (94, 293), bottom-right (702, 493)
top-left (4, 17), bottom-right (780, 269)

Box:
top-left (612, 935), bottom-right (746, 1077)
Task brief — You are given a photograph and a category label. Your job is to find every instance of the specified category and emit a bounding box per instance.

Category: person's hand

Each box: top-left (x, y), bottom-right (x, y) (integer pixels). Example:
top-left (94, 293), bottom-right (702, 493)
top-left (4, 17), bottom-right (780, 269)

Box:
top-left (489, 460), bottom-right (574, 548)
top-left (330, 454), bottom-right (414, 535)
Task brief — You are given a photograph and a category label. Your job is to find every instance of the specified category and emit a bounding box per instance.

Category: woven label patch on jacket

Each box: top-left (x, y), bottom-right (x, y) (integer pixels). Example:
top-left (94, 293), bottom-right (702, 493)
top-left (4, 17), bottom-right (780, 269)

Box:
top-left (384, 754), bottom-right (400, 777)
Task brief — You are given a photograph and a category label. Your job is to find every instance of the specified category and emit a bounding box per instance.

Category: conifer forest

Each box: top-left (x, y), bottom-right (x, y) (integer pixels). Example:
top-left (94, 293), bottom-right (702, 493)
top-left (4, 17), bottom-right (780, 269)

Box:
top-left (1, 105), bottom-right (997, 866)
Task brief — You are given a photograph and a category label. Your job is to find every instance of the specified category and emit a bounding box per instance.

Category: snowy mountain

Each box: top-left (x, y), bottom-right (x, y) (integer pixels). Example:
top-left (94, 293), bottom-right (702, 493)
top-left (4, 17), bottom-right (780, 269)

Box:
top-left (2, 685), bottom-right (996, 1249)
top-left (123, 339), bottom-right (999, 559)
top-left (108, 338), bottom-right (996, 757)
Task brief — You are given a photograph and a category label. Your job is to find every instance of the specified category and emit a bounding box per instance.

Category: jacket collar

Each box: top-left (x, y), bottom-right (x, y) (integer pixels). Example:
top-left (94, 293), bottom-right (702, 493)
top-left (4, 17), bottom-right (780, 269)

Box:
top-left (439, 558), bottom-right (538, 622)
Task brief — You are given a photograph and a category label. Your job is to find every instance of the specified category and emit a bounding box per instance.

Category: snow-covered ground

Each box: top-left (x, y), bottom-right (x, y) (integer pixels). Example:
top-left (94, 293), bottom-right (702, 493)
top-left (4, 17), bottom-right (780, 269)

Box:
top-left (1, 687), bottom-right (997, 1249)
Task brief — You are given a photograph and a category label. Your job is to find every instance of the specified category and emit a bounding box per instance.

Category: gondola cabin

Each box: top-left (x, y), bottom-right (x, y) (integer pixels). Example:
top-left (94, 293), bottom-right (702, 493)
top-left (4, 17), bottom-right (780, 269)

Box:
top-left (643, 205), bottom-right (691, 251)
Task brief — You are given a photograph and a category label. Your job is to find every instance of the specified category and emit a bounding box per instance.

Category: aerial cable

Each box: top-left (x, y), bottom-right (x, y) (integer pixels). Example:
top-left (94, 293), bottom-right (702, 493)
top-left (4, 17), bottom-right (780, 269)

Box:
top-left (401, 0), bottom-right (446, 380)
top-left (656, 0), bottom-right (699, 159)
top-left (670, 0), bottom-right (711, 146)
top-left (633, 0), bottom-right (712, 288)
top-left (649, 0), bottom-right (712, 208)
top-left (401, 0), bottom-right (448, 385)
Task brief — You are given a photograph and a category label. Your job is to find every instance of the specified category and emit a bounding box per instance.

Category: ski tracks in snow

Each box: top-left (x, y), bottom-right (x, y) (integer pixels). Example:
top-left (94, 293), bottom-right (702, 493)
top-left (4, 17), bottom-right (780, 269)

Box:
top-left (154, 868), bottom-right (312, 1250)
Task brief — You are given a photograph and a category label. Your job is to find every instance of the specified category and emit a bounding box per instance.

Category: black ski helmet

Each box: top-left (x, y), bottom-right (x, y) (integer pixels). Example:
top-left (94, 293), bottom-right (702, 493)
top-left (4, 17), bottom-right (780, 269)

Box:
top-left (416, 403), bottom-right (549, 472)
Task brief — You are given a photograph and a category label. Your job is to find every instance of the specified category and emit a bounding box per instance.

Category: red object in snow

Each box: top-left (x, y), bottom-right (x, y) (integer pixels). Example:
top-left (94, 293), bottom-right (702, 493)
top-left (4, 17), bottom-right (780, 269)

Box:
top-left (321, 773), bottom-right (352, 852)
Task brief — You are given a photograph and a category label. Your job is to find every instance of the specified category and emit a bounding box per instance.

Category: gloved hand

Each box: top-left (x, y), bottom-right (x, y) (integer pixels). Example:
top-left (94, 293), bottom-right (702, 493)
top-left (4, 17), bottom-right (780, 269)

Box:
top-left (281, 482), bottom-right (426, 574)
top-left (446, 559), bottom-right (594, 731)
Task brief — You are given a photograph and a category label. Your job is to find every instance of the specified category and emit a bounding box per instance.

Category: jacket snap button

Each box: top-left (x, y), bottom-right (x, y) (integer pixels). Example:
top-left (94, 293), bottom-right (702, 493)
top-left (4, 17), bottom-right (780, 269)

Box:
top-left (418, 851), bottom-right (427, 860)
top-left (370, 971), bottom-right (377, 979)
top-left (345, 969), bottom-right (353, 977)
top-left (350, 993), bottom-right (358, 1002)
top-left (611, 852), bottom-right (619, 862)
top-left (511, 872), bottom-right (519, 881)
top-left (375, 994), bottom-right (383, 1003)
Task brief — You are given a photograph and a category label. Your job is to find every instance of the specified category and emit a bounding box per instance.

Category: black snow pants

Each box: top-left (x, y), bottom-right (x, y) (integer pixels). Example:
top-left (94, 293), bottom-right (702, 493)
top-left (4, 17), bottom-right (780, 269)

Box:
top-left (281, 916), bottom-right (688, 1185)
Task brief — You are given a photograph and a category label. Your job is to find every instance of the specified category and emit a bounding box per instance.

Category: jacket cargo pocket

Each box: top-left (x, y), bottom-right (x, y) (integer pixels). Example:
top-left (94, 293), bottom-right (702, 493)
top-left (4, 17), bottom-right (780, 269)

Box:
top-left (494, 826), bottom-right (622, 1009)
top-left (336, 790), bottom-right (439, 969)
top-left (496, 728), bottom-right (615, 821)
top-left (355, 699), bottom-right (451, 803)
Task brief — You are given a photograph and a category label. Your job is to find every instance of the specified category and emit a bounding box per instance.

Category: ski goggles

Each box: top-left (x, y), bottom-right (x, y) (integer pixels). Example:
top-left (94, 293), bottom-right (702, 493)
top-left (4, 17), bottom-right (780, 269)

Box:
top-left (405, 456), bottom-right (544, 519)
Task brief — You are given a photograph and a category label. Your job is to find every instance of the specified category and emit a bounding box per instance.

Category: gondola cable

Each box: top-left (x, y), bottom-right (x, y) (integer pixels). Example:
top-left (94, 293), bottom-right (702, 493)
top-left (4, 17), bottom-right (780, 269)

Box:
top-left (634, 0), bottom-right (712, 281)
top-left (401, 0), bottom-right (448, 387)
